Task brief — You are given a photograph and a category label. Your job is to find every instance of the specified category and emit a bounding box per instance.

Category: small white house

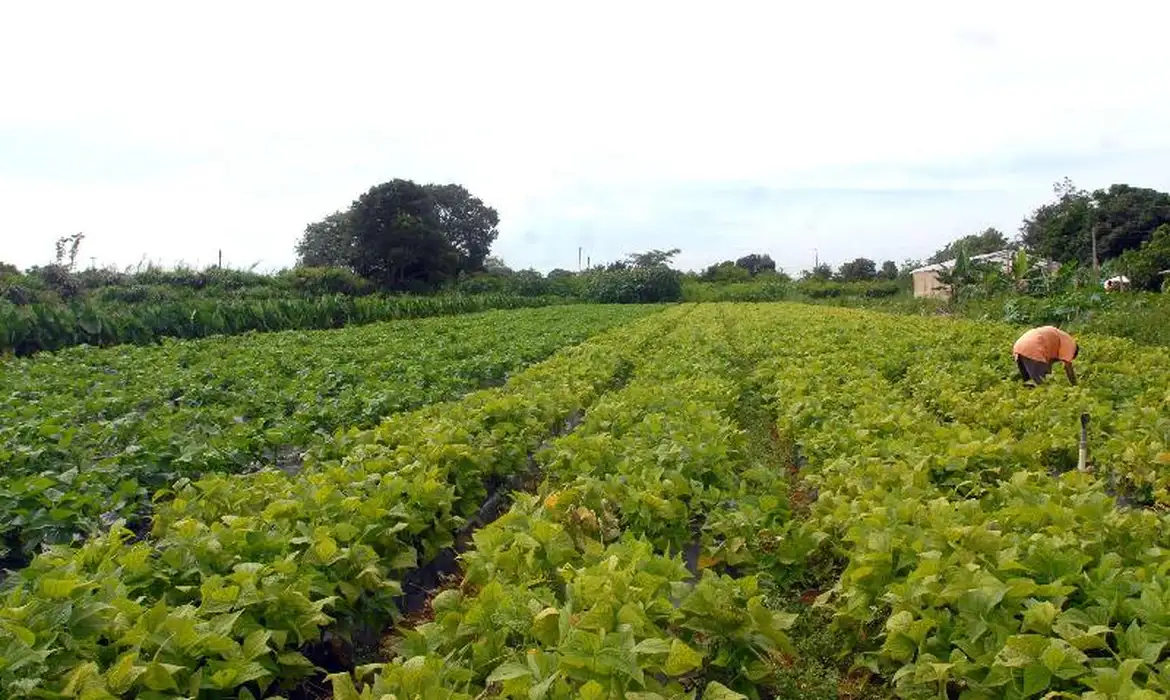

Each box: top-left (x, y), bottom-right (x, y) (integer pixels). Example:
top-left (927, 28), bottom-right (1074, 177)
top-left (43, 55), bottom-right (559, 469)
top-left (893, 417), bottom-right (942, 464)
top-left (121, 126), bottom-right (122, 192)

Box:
top-left (910, 249), bottom-right (1058, 299)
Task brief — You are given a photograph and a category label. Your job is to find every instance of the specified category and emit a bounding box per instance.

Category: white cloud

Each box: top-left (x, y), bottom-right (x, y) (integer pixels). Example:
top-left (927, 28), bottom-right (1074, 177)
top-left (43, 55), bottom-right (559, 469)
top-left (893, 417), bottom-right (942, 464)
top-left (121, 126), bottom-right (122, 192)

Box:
top-left (2, 0), bottom-right (1169, 271)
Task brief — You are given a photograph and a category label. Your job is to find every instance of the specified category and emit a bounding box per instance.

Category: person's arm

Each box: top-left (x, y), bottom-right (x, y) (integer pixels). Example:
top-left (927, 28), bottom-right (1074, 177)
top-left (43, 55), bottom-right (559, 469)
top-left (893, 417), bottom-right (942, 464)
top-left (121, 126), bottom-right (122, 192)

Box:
top-left (1065, 362), bottom-right (1077, 386)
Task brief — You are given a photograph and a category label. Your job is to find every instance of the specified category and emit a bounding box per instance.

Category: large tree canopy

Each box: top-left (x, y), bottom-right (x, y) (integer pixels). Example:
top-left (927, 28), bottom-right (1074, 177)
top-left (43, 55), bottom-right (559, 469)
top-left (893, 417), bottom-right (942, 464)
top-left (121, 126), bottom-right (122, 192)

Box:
top-left (734, 253), bottom-right (776, 276)
top-left (928, 227), bottom-right (1009, 264)
top-left (295, 211), bottom-right (354, 268)
top-left (295, 179), bottom-right (500, 291)
top-left (1020, 179), bottom-right (1170, 265)
top-left (348, 179), bottom-right (457, 291)
top-left (836, 257), bottom-right (877, 282)
top-left (427, 183), bottom-right (500, 273)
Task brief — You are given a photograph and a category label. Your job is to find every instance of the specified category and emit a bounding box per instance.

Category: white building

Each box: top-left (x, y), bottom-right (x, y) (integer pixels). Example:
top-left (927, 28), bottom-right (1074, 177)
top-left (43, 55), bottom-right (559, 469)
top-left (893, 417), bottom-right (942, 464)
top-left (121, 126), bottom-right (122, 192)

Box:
top-left (910, 249), bottom-right (1058, 299)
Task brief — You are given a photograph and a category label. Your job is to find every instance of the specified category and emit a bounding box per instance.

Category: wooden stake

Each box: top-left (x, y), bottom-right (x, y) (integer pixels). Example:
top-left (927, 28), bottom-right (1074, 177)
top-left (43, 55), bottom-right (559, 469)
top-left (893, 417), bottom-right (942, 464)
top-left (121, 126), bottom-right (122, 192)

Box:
top-left (1078, 412), bottom-right (1090, 473)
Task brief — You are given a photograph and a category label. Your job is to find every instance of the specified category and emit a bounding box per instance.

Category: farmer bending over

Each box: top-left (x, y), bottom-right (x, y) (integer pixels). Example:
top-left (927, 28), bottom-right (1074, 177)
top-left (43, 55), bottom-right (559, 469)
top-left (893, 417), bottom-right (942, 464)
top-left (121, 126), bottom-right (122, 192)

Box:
top-left (1013, 325), bottom-right (1079, 386)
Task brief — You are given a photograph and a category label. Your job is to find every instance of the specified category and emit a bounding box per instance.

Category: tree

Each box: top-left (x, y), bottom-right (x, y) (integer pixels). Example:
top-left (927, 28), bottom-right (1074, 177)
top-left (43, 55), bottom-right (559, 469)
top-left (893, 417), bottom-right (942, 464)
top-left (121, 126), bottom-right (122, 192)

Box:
top-left (928, 227), bottom-right (1009, 264)
top-left (296, 211), bottom-right (355, 268)
top-left (1019, 179), bottom-right (1170, 266)
top-left (348, 179), bottom-right (458, 291)
top-left (836, 257), bottom-right (877, 282)
top-left (426, 183), bottom-right (500, 273)
top-left (702, 261), bottom-right (751, 282)
top-left (879, 260), bottom-right (899, 280)
top-left (483, 256), bottom-right (512, 275)
top-left (1113, 224), bottom-right (1170, 291)
top-left (54, 233), bottom-right (85, 271)
top-left (802, 263), bottom-right (833, 281)
top-left (626, 248), bottom-right (681, 268)
top-left (1087, 184), bottom-right (1170, 261)
top-left (1020, 179), bottom-right (1093, 264)
top-left (296, 179), bottom-right (501, 288)
top-left (734, 253), bottom-right (776, 276)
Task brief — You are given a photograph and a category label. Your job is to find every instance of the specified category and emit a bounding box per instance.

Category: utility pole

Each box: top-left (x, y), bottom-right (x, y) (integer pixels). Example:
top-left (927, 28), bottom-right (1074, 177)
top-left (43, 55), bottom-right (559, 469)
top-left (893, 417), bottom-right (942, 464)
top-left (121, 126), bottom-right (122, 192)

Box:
top-left (578, 247), bottom-right (582, 271)
top-left (1091, 223), bottom-right (1100, 283)
top-left (218, 249), bottom-right (223, 268)
top-left (814, 248), bottom-right (819, 268)
top-left (586, 256), bottom-right (590, 269)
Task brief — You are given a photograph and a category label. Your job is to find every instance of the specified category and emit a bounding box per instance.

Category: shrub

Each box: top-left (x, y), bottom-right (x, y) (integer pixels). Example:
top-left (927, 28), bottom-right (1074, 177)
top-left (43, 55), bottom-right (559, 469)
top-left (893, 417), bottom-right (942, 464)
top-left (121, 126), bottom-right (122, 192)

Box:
top-left (583, 266), bottom-right (682, 303)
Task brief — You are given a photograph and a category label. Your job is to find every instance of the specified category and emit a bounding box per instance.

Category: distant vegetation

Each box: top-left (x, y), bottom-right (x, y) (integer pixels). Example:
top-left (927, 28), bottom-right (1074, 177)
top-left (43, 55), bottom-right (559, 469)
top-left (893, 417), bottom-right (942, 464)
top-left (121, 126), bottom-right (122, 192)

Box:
top-left (3, 176), bottom-right (1169, 355)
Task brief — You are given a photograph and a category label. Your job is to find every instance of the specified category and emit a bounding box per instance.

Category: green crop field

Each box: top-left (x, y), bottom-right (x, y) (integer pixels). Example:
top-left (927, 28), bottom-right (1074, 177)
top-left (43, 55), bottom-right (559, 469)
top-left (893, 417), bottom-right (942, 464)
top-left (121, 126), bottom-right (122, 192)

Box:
top-left (0, 305), bottom-right (657, 563)
top-left (1, 303), bottom-right (1169, 699)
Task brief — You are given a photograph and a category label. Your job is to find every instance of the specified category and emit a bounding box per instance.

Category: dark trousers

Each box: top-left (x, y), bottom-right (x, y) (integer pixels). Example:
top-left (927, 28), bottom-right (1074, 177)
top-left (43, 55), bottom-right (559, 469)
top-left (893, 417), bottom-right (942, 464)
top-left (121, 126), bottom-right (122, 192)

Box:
top-left (1016, 354), bottom-right (1052, 383)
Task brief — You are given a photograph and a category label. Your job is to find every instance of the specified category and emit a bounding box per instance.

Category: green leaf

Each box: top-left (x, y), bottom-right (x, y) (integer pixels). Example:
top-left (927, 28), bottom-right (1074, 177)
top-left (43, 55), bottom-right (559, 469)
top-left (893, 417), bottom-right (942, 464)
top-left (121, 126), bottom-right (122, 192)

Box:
top-left (486, 661), bottom-right (532, 683)
top-left (389, 547), bottom-right (418, 570)
top-left (4, 622), bottom-right (36, 646)
top-left (242, 629), bottom-right (271, 661)
top-left (39, 577), bottom-right (84, 599)
top-left (277, 651), bottom-right (317, 668)
top-left (633, 638), bottom-right (672, 655)
top-left (703, 681), bottom-right (748, 700)
top-left (1022, 663), bottom-right (1052, 696)
top-left (142, 662), bottom-right (184, 692)
top-left (664, 639), bottom-right (704, 676)
top-left (327, 672), bottom-right (363, 700)
top-left (579, 680), bottom-right (606, 700)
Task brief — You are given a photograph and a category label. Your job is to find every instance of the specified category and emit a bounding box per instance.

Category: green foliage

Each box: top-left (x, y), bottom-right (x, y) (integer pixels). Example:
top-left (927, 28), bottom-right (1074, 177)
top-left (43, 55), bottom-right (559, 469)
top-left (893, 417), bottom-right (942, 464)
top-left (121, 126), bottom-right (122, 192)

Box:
top-left (803, 263), bottom-right (834, 281)
top-left (734, 254), bottom-right (776, 276)
top-left (349, 179), bottom-right (457, 291)
top-left (0, 306), bottom-right (656, 557)
top-left (5, 302), bottom-right (1170, 699)
top-left (427, 183), bottom-right (500, 273)
top-left (1112, 224), bottom-right (1170, 291)
top-left (929, 227), bottom-right (1010, 264)
top-left (1021, 178), bottom-right (1170, 265)
top-left (625, 248), bottom-right (682, 268)
top-left (582, 266), bottom-right (683, 304)
top-left (701, 261), bottom-right (753, 283)
top-left (297, 181), bottom-right (501, 289)
top-left (836, 258), bottom-right (878, 283)
top-left (751, 304), bottom-right (1170, 698)
top-left (0, 293), bottom-right (575, 356)
top-left (0, 309), bottom-right (675, 699)
top-left (295, 211), bottom-right (355, 268)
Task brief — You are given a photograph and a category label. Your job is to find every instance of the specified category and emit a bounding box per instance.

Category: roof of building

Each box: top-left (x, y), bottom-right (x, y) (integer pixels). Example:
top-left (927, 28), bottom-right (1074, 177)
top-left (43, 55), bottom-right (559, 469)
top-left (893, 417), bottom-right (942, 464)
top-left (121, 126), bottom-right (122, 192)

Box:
top-left (909, 249), bottom-right (1020, 275)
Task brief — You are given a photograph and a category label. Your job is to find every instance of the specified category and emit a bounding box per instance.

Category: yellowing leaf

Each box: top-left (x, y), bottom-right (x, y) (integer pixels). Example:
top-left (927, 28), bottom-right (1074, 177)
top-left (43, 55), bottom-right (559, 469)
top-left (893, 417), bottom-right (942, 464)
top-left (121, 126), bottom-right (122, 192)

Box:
top-left (313, 535), bottom-right (339, 561)
top-left (105, 653), bottom-right (146, 695)
top-left (664, 639), bottom-right (704, 675)
top-left (578, 680), bottom-right (607, 700)
top-left (39, 577), bottom-right (84, 600)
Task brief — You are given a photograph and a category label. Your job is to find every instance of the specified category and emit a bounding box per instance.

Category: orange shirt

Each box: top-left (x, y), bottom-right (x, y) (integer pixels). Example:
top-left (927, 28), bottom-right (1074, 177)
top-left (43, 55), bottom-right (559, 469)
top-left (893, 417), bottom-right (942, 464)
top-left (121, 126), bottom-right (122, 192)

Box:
top-left (1013, 326), bottom-right (1077, 363)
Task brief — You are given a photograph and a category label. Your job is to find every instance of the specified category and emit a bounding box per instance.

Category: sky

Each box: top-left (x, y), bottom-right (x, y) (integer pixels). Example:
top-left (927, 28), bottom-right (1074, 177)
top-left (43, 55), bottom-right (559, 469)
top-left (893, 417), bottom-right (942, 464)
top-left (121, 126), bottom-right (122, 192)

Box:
top-left (3, 1), bottom-right (1169, 275)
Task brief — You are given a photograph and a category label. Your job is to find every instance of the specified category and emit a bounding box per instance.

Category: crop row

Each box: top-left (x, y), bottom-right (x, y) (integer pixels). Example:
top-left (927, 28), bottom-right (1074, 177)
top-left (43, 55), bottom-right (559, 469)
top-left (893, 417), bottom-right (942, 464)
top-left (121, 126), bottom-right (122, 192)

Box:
top-left (0, 307), bottom-right (682, 699)
top-left (335, 303), bottom-right (1170, 699)
top-left (0, 292), bottom-right (576, 356)
top-left (326, 305), bottom-right (832, 699)
top-left (744, 304), bottom-right (1170, 698)
top-left (0, 305), bottom-right (657, 565)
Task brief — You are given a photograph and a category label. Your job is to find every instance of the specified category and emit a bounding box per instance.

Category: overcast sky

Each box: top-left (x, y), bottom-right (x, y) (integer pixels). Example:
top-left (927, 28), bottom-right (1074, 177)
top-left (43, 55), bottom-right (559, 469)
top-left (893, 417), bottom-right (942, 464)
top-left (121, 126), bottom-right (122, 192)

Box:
top-left (3, 1), bottom-right (1169, 275)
